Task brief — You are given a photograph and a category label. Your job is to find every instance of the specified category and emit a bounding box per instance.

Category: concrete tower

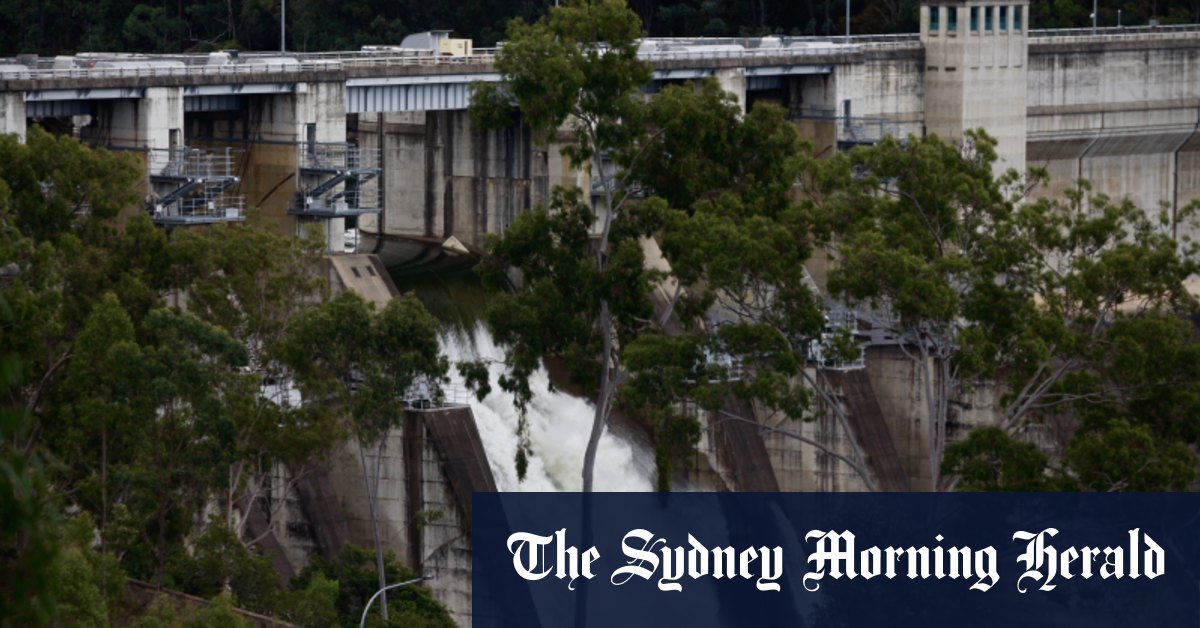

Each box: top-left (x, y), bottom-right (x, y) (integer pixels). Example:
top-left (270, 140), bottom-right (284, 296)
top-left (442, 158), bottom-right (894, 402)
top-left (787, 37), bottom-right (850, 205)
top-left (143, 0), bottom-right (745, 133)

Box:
top-left (921, 0), bottom-right (1029, 176)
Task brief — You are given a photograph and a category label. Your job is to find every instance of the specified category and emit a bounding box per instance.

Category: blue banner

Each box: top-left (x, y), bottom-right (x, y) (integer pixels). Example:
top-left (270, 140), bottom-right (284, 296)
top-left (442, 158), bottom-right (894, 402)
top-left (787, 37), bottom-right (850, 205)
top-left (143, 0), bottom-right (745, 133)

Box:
top-left (473, 493), bottom-right (1200, 627)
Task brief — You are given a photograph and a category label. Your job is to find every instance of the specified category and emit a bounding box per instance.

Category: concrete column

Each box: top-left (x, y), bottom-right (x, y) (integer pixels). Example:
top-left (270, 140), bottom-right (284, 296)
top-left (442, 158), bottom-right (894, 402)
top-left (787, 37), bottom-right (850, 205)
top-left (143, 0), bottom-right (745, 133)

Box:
top-left (295, 81), bottom-right (347, 143)
top-left (714, 67), bottom-right (747, 114)
top-left (255, 81), bottom-right (345, 142)
top-left (0, 92), bottom-right (26, 142)
top-left (249, 81), bottom-right (347, 244)
top-left (107, 87), bottom-right (184, 149)
top-left (920, 0), bottom-right (1028, 177)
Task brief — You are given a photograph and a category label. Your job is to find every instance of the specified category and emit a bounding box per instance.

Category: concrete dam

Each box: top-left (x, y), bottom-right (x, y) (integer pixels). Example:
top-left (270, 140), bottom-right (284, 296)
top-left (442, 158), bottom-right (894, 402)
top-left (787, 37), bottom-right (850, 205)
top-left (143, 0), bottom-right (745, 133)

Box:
top-left (4, 12), bottom-right (1200, 247)
top-left (6, 1), bottom-right (1200, 624)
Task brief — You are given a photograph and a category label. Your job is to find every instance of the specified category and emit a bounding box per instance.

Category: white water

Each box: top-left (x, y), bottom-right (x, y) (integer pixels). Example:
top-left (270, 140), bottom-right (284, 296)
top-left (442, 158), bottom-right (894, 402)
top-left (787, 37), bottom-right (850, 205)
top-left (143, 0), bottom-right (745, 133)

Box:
top-left (441, 325), bottom-right (657, 492)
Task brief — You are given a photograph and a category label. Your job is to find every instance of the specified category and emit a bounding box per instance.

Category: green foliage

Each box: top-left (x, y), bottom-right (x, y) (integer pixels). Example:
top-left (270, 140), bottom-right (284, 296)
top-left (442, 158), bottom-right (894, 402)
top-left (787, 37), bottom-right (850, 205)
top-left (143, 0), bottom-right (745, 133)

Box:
top-left (283, 289), bottom-right (447, 444)
top-left (1064, 419), bottom-right (1195, 491)
top-left (50, 513), bottom-right (128, 627)
top-left (0, 128), bottom-right (140, 244)
top-left (183, 593), bottom-right (253, 628)
top-left (282, 289), bottom-right (446, 619)
top-left (636, 84), bottom-right (839, 480)
top-left (166, 522), bottom-right (278, 614)
top-left (130, 595), bottom-right (183, 628)
top-left (0, 352), bottom-right (58, 626)
top-left (130, 593), bottom-right (252, 628)
top-left (828, 131), bottom-right (1200, 492)
top-left (472, 0), bottom-right (842, 489)
top-left (941, 427), bottom-right (1049, 492)
top-left (293, 544), bottom-right (453, 628)
top-left (278, 572), bottom-right (341, 627)
top-left (472, 0), bottom-right (652, 167)
top-left (0, 131), bottom-right (414, 625)
top-left (471, 0), bottom-right (662, 489)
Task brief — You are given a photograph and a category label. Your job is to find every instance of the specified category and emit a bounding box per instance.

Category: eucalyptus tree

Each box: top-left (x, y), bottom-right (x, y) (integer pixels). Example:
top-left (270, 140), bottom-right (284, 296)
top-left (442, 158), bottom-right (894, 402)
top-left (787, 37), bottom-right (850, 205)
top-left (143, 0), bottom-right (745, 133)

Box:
top-left (0, 127), bottom-right (141, 420)
top-left (821, 130), bottom-right (1200, 490)
top-left (470, 0), bottom-right (662, 492)
top-left (470, 0), bottom-right (860, 491)
top-left (940, 187), bottom-right (1200, 492)
top-left (169, 215), bottom-right (334, 541)
top-left (0, 347), bottom-right (58, 626)
top-left (282, 290), bottom-right (446, 622)
top-left (631, 80), bottom-right (875, 489)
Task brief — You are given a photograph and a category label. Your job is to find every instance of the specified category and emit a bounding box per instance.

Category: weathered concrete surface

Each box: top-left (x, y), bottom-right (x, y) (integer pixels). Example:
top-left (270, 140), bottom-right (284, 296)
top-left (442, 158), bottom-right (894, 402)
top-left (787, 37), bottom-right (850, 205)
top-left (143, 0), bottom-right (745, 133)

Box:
top-left (709, 394), bottom-right (780, 492)
top-left (82, 86), bottom-right (184, 151)
top-left (356, 110), bottom-right (553, 249)
top-left (862, 345), bottom-right (1003, 491)
top-left (1026, 36), bottom-right (1200, 233)
top-left (1, 91), bottom-right (26, 141)
top-left (756, 396), bottom-right (870, 492)
top-left (921, 2), bottom-right (1029, 175)
top-left (5, 29), bottom-right (1200, 248)
top-left (327, 254), bottom-right (398, 308)
top-left (327, 407), bottom-right (495, 627)
top-left (821, 369), bottom-right (911, 492)
top-left (715, 66), bottom-right (747, 113)
top-left (290, 464), bottom-right (351, 560)
top-left (831, 48), bottom-right (927, 139)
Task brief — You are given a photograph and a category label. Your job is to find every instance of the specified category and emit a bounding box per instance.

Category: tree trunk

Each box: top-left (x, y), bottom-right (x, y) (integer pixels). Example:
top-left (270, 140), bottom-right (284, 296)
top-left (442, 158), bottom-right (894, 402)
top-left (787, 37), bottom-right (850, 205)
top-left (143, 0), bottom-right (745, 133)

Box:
top-left (156, 496), bottom-right (167, 589)
top-left (101, 423), bottom-right (109, 594)
top-left (101, 423), bottom-right (107, 556)
top-left (582, 300), bottom-right (613, 493)
top-left (918, 338), bottom-right (940, 488)
top-left (936, 345), bottom-right (945, 489)
top-left (583, 130), bottom-right (617, 494)
top-left (358, 440), bottom-right (389, 622)
top-left (154, 430), bottom-right (166, 589)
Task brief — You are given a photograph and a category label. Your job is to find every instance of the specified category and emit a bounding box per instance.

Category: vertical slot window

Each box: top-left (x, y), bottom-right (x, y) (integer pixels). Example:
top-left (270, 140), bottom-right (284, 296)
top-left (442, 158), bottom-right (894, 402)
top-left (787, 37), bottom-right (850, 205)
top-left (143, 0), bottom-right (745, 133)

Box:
top-left (1014, 6), bottom-right (1023, 31)
top-left (1000, 6), bottom-right (1008, 30)
top-left (930, 6), bottom-right (940, 32)
top-left (971, 7), bottom-right (979, 31)
top-left (985, 6), bottom-right (993, 31)
top-left (948, 7), bottom-right (958, 32)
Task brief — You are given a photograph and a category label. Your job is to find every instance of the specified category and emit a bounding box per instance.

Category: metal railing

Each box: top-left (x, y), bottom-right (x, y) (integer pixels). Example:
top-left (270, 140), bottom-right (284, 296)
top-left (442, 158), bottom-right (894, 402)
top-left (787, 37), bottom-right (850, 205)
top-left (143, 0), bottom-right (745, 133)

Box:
top-left (299, 143), bottom-right (380, 172)
top-left (1030, 30), bottom-right (1200, 44)
top-left (299, 186), bottom-right (381, 213)
top-left (155, 193), bottom-right (244, 221)
top-left (0, 59), bottom-right (342, 81)
top-left (839, 117), bottom-right (900, 145)
top-left (404, 376), bottom-right (472, 410)
top-left (1029, 23), bottom-right (1200, 37)
top-left (149, 147), bottom-right (237, 179)
top-left (638, 45), bottom-right (857, 61)
top-left (795, 109), bottom-right (900, 145)
top-left (7, 24), bottom-right (1200, 84)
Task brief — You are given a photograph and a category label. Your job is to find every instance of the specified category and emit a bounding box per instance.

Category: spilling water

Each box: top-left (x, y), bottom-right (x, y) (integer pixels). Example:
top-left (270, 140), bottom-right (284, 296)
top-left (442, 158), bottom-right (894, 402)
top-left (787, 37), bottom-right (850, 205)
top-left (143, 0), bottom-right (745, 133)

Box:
top-left (441, 324), bottom-right (657, 492)
top-left (386, 254), bottom-right (658, 491)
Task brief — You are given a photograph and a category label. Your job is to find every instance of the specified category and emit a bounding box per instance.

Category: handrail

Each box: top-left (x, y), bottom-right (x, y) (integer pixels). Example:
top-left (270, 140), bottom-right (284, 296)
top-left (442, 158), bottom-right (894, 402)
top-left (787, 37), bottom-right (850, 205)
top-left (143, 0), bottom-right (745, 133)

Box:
top-left (1029, 23), bottom-right (1200, 37)
top-left (5, 24), bottom-right (1200, 83)
top-left (0, 60), bottom-right (343, 81)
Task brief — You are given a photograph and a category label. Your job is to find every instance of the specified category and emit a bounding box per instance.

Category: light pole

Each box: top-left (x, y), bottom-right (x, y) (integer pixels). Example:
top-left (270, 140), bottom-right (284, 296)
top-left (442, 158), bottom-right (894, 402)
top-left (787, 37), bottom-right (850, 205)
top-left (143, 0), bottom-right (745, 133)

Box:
top-left (359, 575), bottom-right (435, 628)
top-left (1092, 0), bottom-right (1098, 33)
top-left (281, 0), bottom-right (286, 52)
top-left (845, 0), bottom-right (851, 42)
